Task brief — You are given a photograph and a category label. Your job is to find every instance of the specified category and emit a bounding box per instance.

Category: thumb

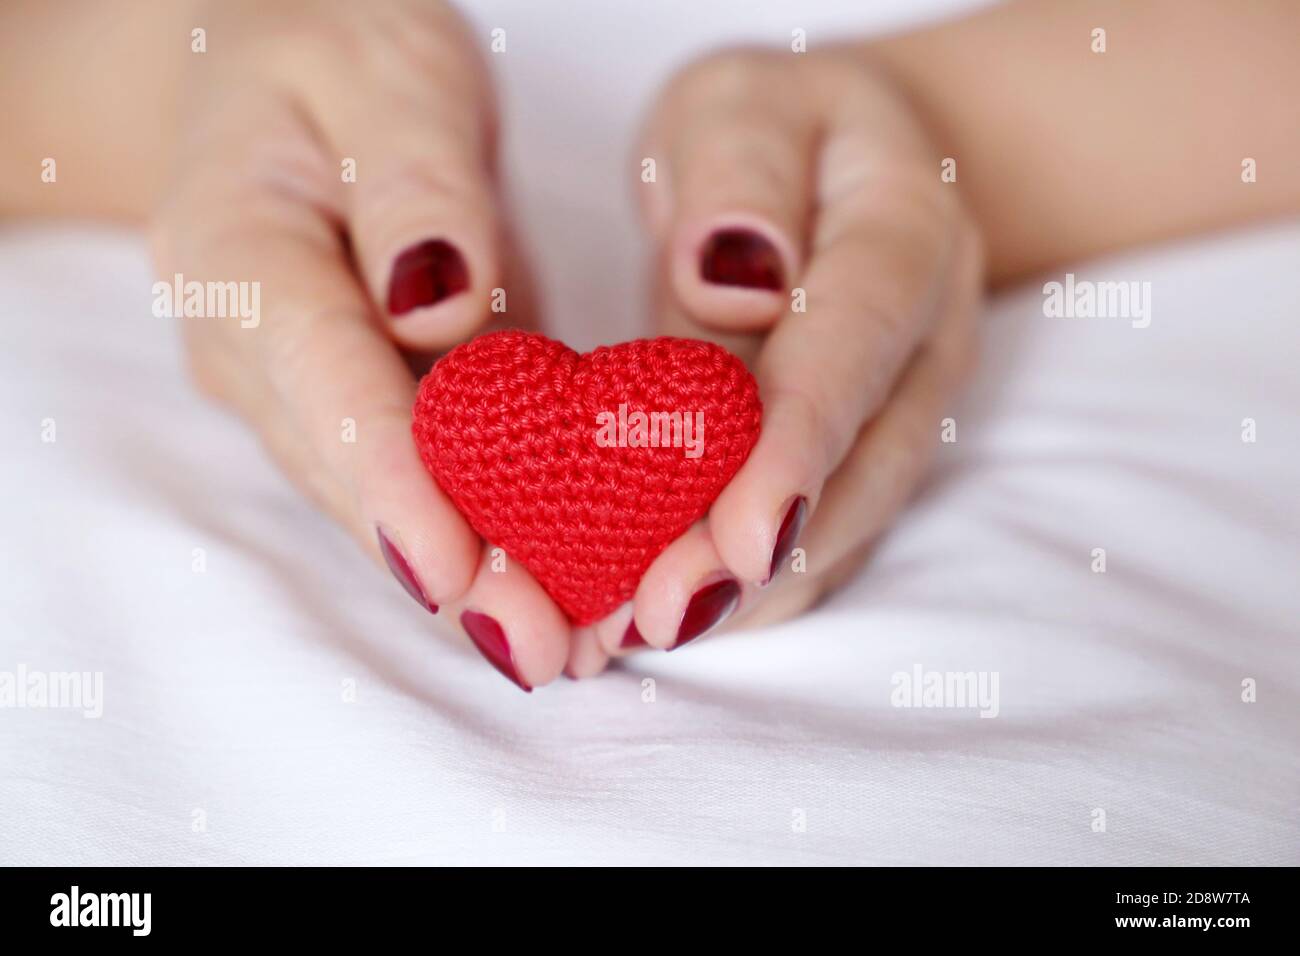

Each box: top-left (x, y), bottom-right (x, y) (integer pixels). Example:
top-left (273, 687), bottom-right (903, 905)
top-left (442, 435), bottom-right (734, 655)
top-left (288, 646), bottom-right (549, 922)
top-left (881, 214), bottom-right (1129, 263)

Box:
top-left (303, 13), bottom-right (506, 351)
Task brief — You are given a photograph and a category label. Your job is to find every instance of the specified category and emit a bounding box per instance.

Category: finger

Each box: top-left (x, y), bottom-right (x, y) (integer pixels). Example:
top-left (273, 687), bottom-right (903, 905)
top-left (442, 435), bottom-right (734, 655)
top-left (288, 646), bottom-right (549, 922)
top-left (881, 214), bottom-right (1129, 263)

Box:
top-left (647, 237), bottom-right (764, 364)
top-left (629, 523), bottom-right (746, 651)
top-left (736, 337), bottom-right (970, 636)
top-left (708, 158), bottom-right (967, 588)
top-left (300, 6), bottom-right (504, 350)
top-left (593, 602), bottom-right (638, 657)
top-left (715, 223), bottom-right (981, 630)
top-left (255, 225), bottom-right (484, 607)
top-left (799, 234), bottom-right (982, 574)
top-left (641, 52), bottom-right (819, 329)
top-left (736, 539), bottom-right (873, 631)
top-left (566, 625), bottom-right (611, 680)
top-left (454, 543), bottom-right (572, 691)
top-left (155, 151), bottom-right (482, 614)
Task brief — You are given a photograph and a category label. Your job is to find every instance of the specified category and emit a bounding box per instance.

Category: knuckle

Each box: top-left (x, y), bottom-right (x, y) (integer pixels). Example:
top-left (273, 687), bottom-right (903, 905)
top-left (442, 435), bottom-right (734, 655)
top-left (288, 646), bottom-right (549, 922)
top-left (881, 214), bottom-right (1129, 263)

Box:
top-left (260, 311), bottom-right (329, 402)
top-left (945, 332), bottom-right (980, 387)
top-left (182, 342), bottom-right (228, 403)
top-left (146, 219), bottom-right (179, 277)
top-left (954, 216), bottom-right (987, 288)
top-left (943, 308), bottom-right (982, 384)
top-left (669, 46), bottom-right (775, 102)
top-left (819, 543), bottom-right (873, 596)
top-left (357, 159), bottom-right (495, 227)
top-left (872, 427), bottom-right (933, 505)
top-left (743, 573), bottom-right (826, 628)
top-left (766, 380), bottom-right (842, 476)
top-left (284, 4), bottom-right (489, 112)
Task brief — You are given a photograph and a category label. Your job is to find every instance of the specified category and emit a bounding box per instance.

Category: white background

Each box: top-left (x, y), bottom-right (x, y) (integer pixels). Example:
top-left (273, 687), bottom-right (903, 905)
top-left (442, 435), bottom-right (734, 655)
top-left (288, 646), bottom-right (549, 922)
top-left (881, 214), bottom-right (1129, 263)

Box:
top-left (0, 0), bottom-right (1295, 864)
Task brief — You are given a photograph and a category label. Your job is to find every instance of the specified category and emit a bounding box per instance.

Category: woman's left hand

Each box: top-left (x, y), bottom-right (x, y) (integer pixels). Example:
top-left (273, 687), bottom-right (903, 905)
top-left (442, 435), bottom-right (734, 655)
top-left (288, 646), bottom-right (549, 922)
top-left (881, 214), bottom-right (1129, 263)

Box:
top-left (568, 47), bottom-right (984, 676)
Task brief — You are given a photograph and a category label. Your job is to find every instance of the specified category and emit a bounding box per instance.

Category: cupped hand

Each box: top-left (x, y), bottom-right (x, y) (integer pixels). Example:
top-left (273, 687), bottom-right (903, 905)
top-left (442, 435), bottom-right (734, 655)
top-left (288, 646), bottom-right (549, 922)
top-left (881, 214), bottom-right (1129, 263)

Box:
top-left (152, 0), bottom-right (570, 690)
top-left (570, 47), bottom-right (984, 675)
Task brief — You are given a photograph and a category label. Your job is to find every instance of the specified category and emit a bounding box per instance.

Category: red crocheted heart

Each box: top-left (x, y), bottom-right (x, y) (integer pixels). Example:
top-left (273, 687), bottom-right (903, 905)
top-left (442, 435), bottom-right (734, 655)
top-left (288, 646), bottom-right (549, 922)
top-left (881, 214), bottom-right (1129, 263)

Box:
top-left (412, 330), bottom-right (762, 625)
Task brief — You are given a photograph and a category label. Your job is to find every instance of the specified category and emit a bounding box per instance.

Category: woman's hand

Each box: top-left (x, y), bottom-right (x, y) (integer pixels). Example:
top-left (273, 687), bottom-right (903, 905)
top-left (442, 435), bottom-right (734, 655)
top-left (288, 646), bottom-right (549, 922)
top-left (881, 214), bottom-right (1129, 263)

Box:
top-left (569, 47), bottom-right (984, 675)
top-left (152, 0), bottom-right (570, 691)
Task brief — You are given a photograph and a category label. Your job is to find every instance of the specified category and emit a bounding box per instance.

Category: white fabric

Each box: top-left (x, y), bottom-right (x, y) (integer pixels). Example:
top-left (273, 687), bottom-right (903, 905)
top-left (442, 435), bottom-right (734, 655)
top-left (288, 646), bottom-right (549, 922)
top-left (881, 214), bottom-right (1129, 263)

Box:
top-left (1, 0), bottom-right (1297, 865)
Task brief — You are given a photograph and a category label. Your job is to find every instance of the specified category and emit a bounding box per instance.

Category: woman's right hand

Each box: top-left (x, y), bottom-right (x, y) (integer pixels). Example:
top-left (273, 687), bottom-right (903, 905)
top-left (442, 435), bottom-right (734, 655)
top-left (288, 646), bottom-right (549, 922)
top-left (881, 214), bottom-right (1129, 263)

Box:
top-left (152, 0), bottom-right (570, 691)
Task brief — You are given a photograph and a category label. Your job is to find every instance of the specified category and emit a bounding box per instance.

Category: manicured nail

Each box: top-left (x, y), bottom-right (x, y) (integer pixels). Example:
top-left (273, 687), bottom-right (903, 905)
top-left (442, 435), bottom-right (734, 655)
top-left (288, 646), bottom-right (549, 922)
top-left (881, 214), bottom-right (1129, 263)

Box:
top-left (387, 239), bottom-right (469, 315)
top-left (460, 610), bottom-right (532, 692)
top-left (376, 526), bottom-right (437, 614)
top-left (699, 228), bottom-right (784, 291)
top-left (669, 578), bottom-right (741, 651)
top-left (764, 496), bottom-right (808, 586)
top-left (621, 620), bottom-right (647, 649)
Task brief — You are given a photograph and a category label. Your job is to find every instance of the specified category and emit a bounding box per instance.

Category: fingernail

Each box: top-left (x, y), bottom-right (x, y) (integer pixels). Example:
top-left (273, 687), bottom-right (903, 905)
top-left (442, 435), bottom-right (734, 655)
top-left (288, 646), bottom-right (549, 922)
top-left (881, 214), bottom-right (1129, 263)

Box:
top-left (460, 610), bottom-right (532, 692)
top-left (376, 526), bottom-right (437, 614)
top-left (387, 239), bottom-right (470, 315)
top-left (669, 578), bottom-right (741, 651)
top-left (621, 620), bottom-right (647, 649)
top-left (763, 496), bottom-right (808, 586)
top-left (699, 228), bottom-right (784, 291)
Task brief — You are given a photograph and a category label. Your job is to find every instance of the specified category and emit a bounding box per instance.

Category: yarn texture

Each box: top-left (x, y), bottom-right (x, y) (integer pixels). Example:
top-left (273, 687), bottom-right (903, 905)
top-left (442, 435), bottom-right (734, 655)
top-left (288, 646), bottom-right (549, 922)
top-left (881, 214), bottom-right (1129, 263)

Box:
top-left (412, 330), bottom-right (762, 624)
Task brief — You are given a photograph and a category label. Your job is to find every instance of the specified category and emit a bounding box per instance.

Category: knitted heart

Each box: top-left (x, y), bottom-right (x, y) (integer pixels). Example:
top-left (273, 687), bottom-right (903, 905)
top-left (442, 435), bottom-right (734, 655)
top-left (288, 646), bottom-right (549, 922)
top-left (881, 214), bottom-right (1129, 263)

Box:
top-left (412, 330), bottom-right (762, 625)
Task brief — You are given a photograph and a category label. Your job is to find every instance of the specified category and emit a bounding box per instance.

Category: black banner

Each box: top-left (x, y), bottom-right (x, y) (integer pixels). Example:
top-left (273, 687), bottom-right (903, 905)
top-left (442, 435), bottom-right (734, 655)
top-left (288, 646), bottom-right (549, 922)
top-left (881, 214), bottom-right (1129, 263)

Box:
top-left (0, 866), bottom-right (1283, 942)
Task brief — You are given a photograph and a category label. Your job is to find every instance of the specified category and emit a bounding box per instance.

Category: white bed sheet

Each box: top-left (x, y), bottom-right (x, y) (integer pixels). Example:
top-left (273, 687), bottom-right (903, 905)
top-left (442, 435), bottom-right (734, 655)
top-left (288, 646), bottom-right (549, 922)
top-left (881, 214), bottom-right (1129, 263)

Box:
top-left (1, 0), bottom-right (1297, 865)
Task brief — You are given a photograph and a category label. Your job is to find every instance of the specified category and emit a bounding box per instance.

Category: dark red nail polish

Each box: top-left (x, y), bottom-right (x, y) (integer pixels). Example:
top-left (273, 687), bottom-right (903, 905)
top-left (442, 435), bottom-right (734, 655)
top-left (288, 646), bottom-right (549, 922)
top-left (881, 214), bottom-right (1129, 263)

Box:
top-left (621, 620), bottom-right (647, 649)
top-left (376, 527), bottom-right (437, 614)
top-left (764, 496), bottom-right (808, 586)
top-left (669, 578), bottom-right (741, 651)
top-left (699, 228), bottom-right (784, 291)
top-left (387, 239), bottom-right (469, 315)
top-left (461, 610), bottom-right (532, 692)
